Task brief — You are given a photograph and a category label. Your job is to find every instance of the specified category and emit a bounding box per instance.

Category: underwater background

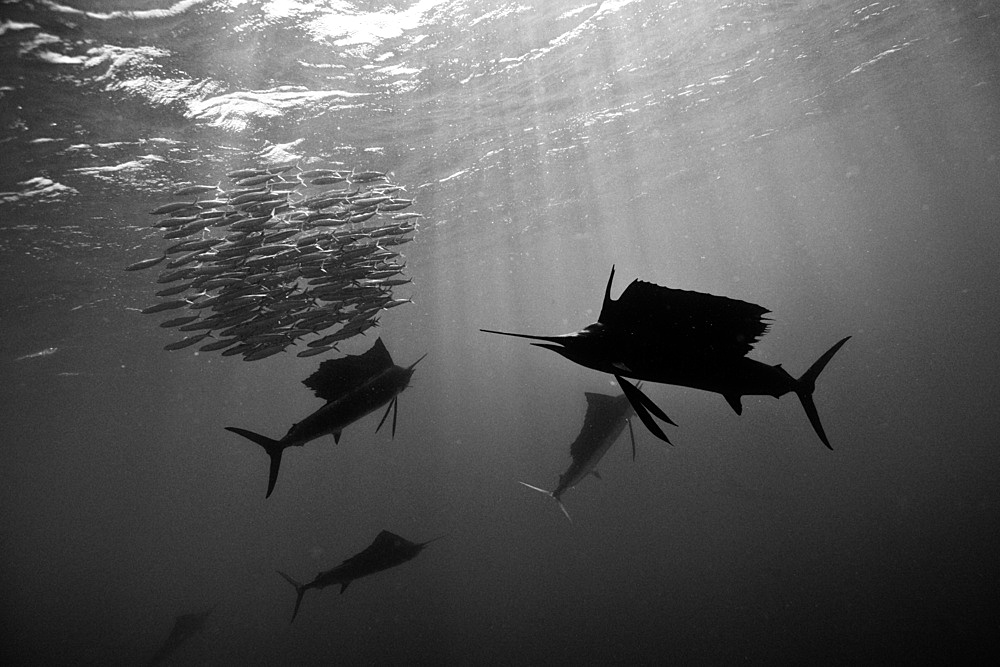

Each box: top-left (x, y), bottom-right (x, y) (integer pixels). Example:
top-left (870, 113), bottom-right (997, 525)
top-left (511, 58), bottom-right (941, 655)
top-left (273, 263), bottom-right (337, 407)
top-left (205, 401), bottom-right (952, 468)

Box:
top-left (2, 0), bottom-right (999, 664)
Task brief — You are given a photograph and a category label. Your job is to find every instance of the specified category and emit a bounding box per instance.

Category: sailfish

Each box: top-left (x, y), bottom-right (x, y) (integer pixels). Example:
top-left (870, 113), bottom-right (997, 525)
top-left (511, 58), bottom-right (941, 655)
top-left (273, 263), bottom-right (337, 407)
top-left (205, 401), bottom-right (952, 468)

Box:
top-left (276, 530), bottom-right (444, 622)
top-left (226, 338), bottom-right (427, 497)
top-left (482, 266), bottom-right (849, 449)
top-left (147, 605), bottom-right (215, 666)
top-left (520, 390), bottom-right (637, 522)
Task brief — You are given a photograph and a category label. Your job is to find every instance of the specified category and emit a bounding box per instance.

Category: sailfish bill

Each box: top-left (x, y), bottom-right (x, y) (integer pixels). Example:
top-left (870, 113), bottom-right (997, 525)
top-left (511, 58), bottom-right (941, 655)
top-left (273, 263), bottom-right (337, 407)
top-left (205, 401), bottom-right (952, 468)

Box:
top-left (225, 338), bottom-right (426, 497)
top-left (483, 266), bottom-right (849, 448)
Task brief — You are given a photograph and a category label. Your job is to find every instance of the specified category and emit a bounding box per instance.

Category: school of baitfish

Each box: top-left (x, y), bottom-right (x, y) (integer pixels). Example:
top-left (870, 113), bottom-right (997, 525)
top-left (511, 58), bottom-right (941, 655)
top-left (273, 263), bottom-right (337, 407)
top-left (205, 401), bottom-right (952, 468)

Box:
top-left (126, 162), bottom-right (421, 361)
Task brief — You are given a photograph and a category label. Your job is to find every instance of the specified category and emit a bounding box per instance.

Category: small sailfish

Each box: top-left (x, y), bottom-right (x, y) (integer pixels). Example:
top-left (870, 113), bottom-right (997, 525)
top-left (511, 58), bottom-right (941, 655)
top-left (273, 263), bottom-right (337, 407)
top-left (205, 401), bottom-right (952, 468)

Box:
top-left (225, 338), bottom-right (426, 498)
top-left (276, 530), bottom-right (444, 622)
top-left (14, 347), bottom-right (58, 361)
top-left (483, 266), bottom-right (849, 449)
top-left (520, 390), bottom-right (637, 522)
top-left (147, 605), bottom-right (216, 667)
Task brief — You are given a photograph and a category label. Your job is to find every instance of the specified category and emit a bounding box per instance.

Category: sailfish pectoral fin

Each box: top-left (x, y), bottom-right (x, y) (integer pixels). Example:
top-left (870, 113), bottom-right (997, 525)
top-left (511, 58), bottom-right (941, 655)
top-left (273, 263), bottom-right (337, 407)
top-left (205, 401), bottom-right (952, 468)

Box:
top-left (615, 375), bottom-right (675, 445)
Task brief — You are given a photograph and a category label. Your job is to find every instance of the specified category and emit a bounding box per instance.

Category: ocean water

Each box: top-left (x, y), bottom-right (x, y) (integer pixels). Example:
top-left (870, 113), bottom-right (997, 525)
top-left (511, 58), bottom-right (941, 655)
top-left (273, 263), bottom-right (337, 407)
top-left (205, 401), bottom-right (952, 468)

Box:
top-left (2, 0), bottom-right (999, 664)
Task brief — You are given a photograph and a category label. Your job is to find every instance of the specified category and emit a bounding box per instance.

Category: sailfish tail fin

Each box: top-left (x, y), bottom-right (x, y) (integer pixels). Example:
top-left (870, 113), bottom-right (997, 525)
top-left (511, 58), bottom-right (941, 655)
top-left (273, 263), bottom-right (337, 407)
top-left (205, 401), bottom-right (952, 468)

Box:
top-left (795, 336), bottom-right (851, 450)
top-left (224, 427), bottom-right (285, 498)
top-left (519, 482), bottom-right (572, 523)
top-left (276, 570), bottom-right (307, 623)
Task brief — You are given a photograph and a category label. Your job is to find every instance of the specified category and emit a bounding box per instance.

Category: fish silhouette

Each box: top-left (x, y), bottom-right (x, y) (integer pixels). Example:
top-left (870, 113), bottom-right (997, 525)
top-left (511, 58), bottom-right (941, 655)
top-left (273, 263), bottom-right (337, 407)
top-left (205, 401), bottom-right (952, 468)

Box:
top-left (483, 266), bottom-right (849, 448)
top-left (226, 338), bottom-right (426, 497)
top-left (147, 605), bottom-right (215, 666)
top-left (520, 390), bottom-right (637, 521)
top-left (276, 530), bottom-right (443, 622)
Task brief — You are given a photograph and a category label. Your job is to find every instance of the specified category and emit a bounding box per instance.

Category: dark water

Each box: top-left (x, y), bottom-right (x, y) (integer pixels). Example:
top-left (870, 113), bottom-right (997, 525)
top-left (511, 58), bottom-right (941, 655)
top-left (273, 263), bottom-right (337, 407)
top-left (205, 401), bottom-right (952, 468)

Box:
top-left (2, 0), bottom-right (999, 664)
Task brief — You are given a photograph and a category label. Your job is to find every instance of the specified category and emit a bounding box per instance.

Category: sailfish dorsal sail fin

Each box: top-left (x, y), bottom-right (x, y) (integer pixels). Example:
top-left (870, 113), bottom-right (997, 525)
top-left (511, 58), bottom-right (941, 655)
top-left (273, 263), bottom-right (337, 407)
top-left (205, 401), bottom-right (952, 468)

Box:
top-left (598, 268), bottom-right (771, 359)
top-left (302, 338), bottom-right (395, 402)
top-left (340, 530), bottom-right (414, 568)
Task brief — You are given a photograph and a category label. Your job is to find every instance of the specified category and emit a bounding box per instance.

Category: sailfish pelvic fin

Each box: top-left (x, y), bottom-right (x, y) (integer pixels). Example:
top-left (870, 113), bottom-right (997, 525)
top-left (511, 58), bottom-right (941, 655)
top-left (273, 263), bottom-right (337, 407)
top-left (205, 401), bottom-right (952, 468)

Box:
top-left (627, 418), bottom-right (637, 461)
top-left (615, 375), bottom-right (675, 445)
top-left (375, 397), bottom-right (396, 436)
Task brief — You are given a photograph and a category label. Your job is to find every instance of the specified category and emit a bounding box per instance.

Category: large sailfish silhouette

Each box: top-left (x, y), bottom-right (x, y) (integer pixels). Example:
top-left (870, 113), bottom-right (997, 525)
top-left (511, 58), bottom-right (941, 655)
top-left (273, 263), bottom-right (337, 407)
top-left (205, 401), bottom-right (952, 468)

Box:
top-left (226, 338), bottom-right (426, 497)
top-left (483, 266), bottom-right (849, 448)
